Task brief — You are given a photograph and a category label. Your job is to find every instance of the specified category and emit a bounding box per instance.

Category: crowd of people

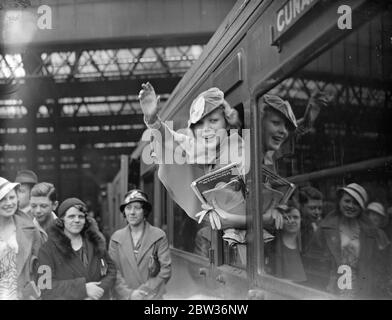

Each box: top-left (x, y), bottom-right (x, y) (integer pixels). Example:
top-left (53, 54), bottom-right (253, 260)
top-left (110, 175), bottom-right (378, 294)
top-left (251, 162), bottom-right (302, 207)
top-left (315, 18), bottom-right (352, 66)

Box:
top-left (0, 170), bottom-right (171, 300)
top-left (265, 183), bottom-right (392, 299)
top-left (1, 82), bottom-right (391, 299)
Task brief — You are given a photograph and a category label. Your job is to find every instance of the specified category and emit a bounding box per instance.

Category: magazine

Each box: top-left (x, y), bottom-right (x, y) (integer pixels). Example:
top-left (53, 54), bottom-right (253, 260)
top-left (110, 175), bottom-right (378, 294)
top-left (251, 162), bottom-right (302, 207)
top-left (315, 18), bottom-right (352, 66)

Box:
top-left (191, 162), bottom-right (246, 211)
top-left (191, 162), bottom-right (247, 245)
top-left (262, 165), bottom-right (296, 209)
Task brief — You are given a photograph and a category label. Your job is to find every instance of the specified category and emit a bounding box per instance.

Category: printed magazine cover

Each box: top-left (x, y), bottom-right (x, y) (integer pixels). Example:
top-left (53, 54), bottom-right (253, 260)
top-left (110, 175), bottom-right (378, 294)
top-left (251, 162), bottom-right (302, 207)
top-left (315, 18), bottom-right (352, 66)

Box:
top-left (191, 162), bottom-right (246, 210)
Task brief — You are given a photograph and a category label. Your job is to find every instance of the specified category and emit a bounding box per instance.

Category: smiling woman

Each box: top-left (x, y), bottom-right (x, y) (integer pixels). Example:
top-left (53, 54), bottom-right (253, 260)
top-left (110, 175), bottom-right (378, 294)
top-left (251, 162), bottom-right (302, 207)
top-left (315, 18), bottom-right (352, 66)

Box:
top-left (109, 189), bottom-right (172, 300)
top-left (304, 183), bottom-right (390, 298)
top-left (37, 197), bottom-right (116, 300)
top-left (0, 176), bottom-right (42, 300)
top-left (139, 83), bottom-right (248, 266)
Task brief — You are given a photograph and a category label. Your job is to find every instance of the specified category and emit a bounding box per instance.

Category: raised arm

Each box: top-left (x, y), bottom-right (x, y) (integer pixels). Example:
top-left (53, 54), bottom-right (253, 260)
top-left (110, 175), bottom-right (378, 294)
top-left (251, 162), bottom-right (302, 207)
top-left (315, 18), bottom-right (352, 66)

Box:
top-left (296, 90), bottom-right (328, 136)
top-left (138, 82), bottom-right (163, 129)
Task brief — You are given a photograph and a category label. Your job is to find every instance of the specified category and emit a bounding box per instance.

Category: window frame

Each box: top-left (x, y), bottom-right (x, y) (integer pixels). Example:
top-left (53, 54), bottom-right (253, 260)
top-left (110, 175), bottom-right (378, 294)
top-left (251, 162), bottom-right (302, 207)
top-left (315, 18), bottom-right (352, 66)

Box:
top-left (248, 3), bottom-right (389, 297)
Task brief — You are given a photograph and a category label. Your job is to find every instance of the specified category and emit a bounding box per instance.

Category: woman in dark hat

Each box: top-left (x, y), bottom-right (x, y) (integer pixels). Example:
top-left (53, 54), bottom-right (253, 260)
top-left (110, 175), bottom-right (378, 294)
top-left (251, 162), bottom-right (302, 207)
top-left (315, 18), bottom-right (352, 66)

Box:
top-left (109, 189), bottom-right (171, 300)
top-left (0, 177), bottom-right (42, 300)
top-left (37, 198), bottom-right (116, 300)
top-left (307, 183), bottom-right (389, 298)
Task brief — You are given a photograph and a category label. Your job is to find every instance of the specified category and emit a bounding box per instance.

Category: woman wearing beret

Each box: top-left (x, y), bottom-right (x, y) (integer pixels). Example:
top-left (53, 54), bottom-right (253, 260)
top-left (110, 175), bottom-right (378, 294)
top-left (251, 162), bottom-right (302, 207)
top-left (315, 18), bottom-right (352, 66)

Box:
top-left (138, 83), bottom-right (327, 263)
top-left (109, 189), bottom-right (171, 300)
top-left (307, 183), bottom-right (389, 298)
top-left (139, 83), bottom-right (247, 261)
top-left (0, 177), bottom-right (42, 300)
top-left (37, 198), bottom-right (116, 300)
top-left (260, 93), bottom-right (328, 231)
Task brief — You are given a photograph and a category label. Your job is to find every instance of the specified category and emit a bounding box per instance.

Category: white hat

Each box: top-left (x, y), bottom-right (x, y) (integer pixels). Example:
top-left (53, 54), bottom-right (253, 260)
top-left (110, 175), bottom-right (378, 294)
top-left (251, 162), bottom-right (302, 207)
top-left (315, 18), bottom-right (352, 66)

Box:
top-left (367, 202), bottom-right (386, 217)
top-left (337, 183), bottom-right (368, 209)
top-left (187, 88), bottom-right (226, 128)
top-left (0, 177), bottom-right (20, 201)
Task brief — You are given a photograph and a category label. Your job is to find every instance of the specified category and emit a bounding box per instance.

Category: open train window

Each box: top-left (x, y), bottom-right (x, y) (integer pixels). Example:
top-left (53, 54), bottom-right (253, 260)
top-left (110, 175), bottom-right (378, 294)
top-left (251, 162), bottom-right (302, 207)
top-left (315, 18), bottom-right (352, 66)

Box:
top-left (171, 103), bottom-right (246, 265)
top-left (259, 10), bottom-right (392, 298)
top-left (172, 202), bottom-right (210, 256)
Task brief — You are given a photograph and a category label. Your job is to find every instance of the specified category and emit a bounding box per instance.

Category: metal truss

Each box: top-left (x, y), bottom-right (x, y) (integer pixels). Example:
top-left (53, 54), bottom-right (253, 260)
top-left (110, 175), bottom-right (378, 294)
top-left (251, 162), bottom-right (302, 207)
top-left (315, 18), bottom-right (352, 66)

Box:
top-left (57, 94), bottom-right (168, 117)
top-left (0, 44), bottom-right (201, 184)
top-left (270, 74), bottom-right (391, 178)
top-left (0, 45), bottom-right (204, 82)
top-left (270, 74), bottom-right (391, 111)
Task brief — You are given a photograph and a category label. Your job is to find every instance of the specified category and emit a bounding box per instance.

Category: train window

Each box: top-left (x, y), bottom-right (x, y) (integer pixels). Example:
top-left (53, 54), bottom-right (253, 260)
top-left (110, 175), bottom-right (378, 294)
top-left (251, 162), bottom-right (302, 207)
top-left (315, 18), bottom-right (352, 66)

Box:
top-left (171, 102), bottom-right (245, 265)
top-left (260, 10), bottom-right (392, 299)
top-left (172, 202), bottom-right (211, 256)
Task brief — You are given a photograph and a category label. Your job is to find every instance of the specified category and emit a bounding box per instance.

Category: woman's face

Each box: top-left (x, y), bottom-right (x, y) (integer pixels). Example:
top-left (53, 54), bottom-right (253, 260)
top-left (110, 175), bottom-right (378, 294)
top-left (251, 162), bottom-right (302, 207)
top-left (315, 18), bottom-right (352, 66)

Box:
top-left (0, 189), bottom-right (18, 218)
top-left (192, 108), bottom-right (228, 147)
top-left (63, 206), bottom-right (86, 236)
top-left (368, 211), bottom-right (383, 228)
top-left (262, 109), bottom-right (289, 152)
top-left (283, 208), bottom-right (301, 234)
top-left (124, 201), bottom-right (145, 227)
top-left (339, 193), bottom-right (362, 219)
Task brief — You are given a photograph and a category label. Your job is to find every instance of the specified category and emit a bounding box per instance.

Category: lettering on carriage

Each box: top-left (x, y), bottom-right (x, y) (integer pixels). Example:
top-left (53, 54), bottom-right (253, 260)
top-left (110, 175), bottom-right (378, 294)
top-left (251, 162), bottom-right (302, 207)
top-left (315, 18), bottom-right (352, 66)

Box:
top-left (276, 0), bottom-right (318, 34)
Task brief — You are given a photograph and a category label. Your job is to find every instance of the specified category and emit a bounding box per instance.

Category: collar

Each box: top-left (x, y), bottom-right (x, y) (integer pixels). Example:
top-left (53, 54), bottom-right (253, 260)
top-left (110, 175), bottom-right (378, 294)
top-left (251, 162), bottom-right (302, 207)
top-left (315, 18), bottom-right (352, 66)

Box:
top-left (263, 151), bottom-right (275, 165)
top-left (20, 205), bottom-right (31, 214)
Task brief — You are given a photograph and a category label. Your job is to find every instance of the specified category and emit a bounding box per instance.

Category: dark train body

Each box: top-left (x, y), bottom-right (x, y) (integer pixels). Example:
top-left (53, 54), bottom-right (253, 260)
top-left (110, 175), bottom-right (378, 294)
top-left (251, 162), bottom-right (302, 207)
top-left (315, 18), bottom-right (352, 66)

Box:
top-left (103, 0), bottom-right (392, 299)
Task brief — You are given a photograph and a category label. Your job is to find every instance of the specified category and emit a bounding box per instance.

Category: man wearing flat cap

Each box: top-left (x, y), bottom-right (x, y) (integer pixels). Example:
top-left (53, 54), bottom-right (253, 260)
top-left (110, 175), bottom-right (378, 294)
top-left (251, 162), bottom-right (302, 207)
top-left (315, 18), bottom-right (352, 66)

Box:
top-left (15, 169), bottom-right (38, 221)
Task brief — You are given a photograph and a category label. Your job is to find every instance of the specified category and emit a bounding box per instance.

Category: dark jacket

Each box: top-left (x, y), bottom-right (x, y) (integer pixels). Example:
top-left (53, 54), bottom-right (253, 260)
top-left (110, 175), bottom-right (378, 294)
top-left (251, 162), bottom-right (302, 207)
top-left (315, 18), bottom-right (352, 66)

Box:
top-left (264, 232), bottom-right (306, 283)
top-left (109, 222), bottom-right (171, 300)
top-left (307, 211), bottom-right (388, 298)
top-left (37, 219), bottom-right (116, 300)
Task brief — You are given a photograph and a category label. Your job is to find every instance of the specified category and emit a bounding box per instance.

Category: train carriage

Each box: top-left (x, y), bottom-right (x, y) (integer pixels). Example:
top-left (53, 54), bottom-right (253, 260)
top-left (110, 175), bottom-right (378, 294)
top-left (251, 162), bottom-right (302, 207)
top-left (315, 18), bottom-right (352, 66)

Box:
top-left (104, 0), bottom-right (392, 299)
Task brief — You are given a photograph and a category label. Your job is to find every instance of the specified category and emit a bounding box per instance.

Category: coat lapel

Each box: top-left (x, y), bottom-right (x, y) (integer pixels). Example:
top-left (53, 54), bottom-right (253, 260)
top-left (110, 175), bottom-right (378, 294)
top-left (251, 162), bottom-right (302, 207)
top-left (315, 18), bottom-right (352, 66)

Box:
top-left (15, 218), bottom-right (33, 277)
top-left (136, 223), bottom-right (162, 264)
top-left (118, 227), bottom-right (144, 283)
top-left (85, 239), bottom-right (99, 278)
top-left (53, 240), bottom-right (88, 277)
